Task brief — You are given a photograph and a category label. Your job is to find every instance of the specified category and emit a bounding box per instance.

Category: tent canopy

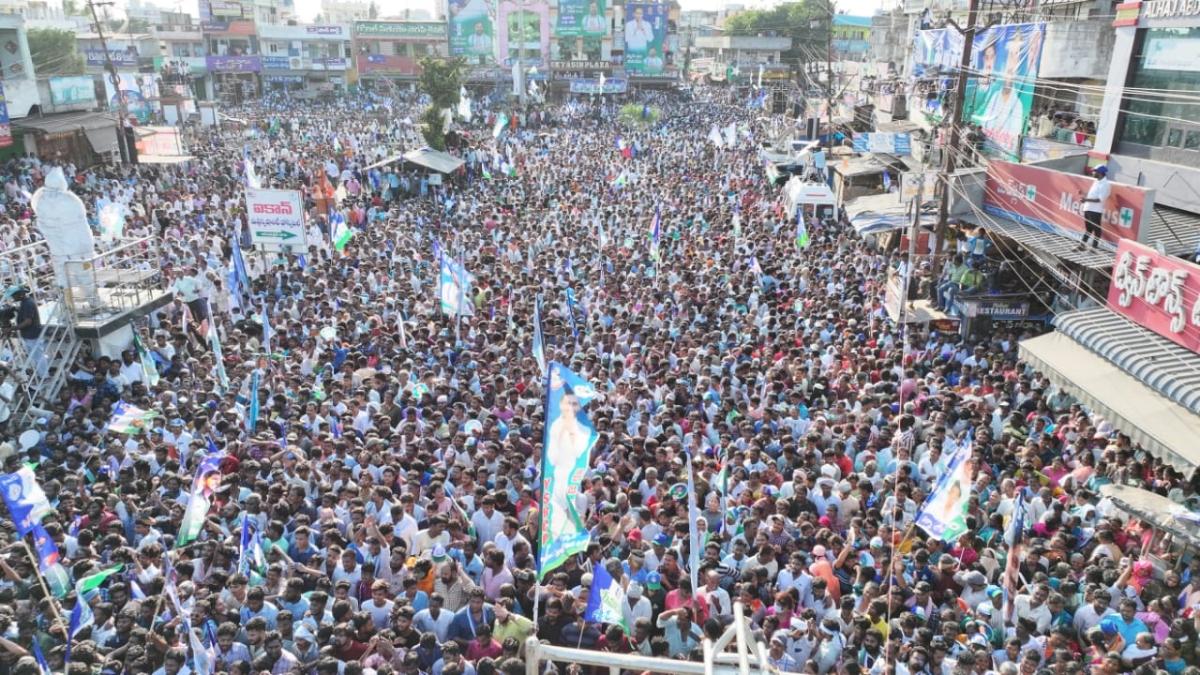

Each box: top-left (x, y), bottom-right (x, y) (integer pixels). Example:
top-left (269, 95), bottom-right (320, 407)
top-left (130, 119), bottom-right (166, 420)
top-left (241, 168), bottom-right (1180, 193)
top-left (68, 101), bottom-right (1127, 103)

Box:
top-left (402, 147), bottom-right (465, 174)
top-left (845, 192), bottom-right (936, 236)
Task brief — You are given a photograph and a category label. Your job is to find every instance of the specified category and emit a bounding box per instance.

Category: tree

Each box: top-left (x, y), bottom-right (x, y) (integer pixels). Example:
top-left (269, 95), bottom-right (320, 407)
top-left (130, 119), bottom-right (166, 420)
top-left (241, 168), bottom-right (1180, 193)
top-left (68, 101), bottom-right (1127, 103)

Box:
top-left (722, 0), bottom-right (831, 73)
top-left (28, 28), bottom-right (85, 76)
top-left (416, 56), bottom-right (466, 151)
top-left (368, 0), bottom-right (378, 19)
top-left (62, 0), bottom-right (81, 17)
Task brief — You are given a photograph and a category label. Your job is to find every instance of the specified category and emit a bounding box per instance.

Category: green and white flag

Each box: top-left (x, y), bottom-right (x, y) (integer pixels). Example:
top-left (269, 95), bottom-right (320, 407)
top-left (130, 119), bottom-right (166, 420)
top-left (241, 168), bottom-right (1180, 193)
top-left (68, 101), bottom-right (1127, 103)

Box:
top-left (76, 564), bottom-right (123, 597)
top-left (132, 330), bottom-right (159, 388)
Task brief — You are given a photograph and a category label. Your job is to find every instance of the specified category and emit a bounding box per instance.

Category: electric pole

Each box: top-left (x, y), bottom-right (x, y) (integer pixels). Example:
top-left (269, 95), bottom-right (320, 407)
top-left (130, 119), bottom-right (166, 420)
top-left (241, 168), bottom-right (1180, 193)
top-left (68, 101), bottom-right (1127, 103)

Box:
top-left (87, 0), bottom-right (133, 163)
top-left (931, 0), bottom-right (980, 281)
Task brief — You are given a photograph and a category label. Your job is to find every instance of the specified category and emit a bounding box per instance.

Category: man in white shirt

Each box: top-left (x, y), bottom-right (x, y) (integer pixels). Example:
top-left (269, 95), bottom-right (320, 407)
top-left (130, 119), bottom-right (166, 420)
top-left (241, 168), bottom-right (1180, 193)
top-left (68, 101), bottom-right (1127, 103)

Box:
top-left (1076, 165), bottom-right (1111, 250)
top-left (582, 3), bottom-right (606, 34)
top-left (470, 495), bottom-right (505, 545)
top-left (623, 6), bottom-right (653, 53)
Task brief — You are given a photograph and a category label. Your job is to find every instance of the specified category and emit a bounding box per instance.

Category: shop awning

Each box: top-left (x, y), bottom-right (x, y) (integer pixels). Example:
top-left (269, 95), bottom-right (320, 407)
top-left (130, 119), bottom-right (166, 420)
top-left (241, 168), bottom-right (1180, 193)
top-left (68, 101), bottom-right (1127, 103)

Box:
top-left (833, 154), bottom-right (910, 178)
top-left (364, 153), bottom-right (405, 171)
top-left (1144, 206), bottom-right (1200, 258)
top-left (12, 111), bottom-right (119, 135)
top-left (402, 147), bottom-right (465, 174)
top-left (1018, 331), bottom-right (1200, 474)
top-left (846, 192), bottom-right (937, 236)
top-left (1054, 306), bottom-right (1200, 414)
top-left (1098, 484), bottom-right (1200, 546)
top-left (83, 126), bottom-right (119, 155)
top-left (981, 214), bottom-right (1115, 271)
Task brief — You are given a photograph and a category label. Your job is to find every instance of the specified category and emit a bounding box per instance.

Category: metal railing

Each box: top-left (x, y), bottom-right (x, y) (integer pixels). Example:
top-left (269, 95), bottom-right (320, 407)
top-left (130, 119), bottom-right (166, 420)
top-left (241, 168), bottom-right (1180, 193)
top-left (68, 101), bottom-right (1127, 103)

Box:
top-left (61, 236), bottom-right (165, 322)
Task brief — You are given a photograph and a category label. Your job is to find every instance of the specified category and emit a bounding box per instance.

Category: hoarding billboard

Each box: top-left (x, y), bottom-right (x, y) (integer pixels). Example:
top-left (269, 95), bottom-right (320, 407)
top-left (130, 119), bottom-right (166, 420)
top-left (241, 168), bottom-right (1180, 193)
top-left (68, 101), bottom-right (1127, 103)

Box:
top-left (558, 0), bottom-right (607, 37)
top-left (623, 2), bottom-right (667, 74)
top-left (497, 0), bottom-right (551, 66)
top-left (912, 23), bottom-right (1045, 161)
top-left (49, 76), bottom-right (97, 106)
top-left (449, 0), bottom-right (494, 62)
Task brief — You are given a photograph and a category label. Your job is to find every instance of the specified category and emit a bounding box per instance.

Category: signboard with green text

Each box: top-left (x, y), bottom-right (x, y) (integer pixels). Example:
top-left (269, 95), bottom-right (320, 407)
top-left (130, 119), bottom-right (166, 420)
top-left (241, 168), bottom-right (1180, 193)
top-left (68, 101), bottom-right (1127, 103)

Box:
top-left (355, 21), bottom-right (446, 39)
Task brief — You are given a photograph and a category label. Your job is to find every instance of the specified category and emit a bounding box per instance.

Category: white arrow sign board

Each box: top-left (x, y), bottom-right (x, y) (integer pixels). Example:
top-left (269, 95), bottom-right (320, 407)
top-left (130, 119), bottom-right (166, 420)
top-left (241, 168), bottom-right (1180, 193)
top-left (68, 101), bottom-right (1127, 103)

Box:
top-left (247, 188), bottom-right (306, 250)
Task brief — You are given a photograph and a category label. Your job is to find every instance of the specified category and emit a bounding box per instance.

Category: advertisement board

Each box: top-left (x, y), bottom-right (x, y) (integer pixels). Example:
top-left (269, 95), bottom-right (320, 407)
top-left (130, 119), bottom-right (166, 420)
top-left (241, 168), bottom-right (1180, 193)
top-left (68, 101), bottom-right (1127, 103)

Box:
top-left (1108, 238), bottom-right (1200, 354)
top-left (449, 0), bottom-right (494, 62)
top-left (247, 188), bottom-right (306, 249)
top-left (623, 2), bottom-right (668, 73)
top-left (912, 23), bottom-right (1045, 160)
top-left (497, 0), bottom-right (551, 66)
top-left (355, 21), bottom-right (446, 39)
top-left (85, 48), bottom-right (140, 68)
top-left (0, 82), bottom-right (10, 149)
top-left (570, 77), bottom-right (627, 94)
top-left (103, 73), bottom-right (159, 124)
top-left (49, 76), bottom-right (97, 106)
top-left (558, 0), bottom-right (607, 36)
top-left (851, 132), bottom-right (912, 154)
top-left (982, 161), bottom-right (1155, 245)
top-left (357, 54), bottom-right (420, 75)
top-left (134, 126), bottom-right (187, 157)
top-left (1020, 136), bottom-right (1089, 162)
top-left (206, 55), bottom-right (262, 72)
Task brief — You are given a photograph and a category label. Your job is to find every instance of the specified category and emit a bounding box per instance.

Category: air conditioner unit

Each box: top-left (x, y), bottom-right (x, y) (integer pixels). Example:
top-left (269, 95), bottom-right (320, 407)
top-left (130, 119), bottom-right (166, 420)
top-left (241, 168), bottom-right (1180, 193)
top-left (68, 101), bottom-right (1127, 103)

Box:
top-left (288, 56), bottom-right (303, 70)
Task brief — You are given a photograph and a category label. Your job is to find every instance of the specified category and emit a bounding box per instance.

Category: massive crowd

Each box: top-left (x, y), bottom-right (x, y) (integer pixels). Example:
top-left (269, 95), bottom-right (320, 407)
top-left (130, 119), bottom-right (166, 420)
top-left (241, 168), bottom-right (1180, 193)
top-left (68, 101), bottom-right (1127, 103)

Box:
top-left (0, 85), bottom-right (1195, 675)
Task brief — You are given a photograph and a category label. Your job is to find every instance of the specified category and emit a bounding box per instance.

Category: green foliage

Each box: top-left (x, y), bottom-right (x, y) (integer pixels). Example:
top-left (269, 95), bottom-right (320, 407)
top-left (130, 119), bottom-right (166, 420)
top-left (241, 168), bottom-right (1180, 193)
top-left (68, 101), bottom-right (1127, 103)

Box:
top-left (417, 56), bottom-right (466, 151)
top-left (721, 0), bottom-right (832, 69)
top-left (618, 103), bottom-right (661, 127)
top-left (28, 28), bottom-right (85, 76)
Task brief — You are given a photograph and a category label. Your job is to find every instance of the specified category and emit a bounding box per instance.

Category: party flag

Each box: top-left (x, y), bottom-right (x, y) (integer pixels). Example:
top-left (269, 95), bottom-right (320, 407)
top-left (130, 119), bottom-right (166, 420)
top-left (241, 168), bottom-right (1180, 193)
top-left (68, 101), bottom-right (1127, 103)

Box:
top-left (31, 638), bottom-right (51, 675)
top-left (76, 563), bottom-right (124, 596)
top-left (493, 113), bottom-right (509, 139)
top-left (260, 305), bottom-right (272, 355)
top-left (537, 362), bottom-right (599, 579)
top-left (585, 562), bottom-right (629, 633)
top-left (105, 402), bottom-right (157, 434)
top-left (246, 371), bottom-right (260, 433)
top-left (332, 213), bottom-right (354, 251)
top-left (915, 443), bottom-right (973, 544)
top-left (176, 453), bottom-right (225, 547)
top-left (650, 208), bottom-right (661, 261)
top-left (532, 298), bottom-right (546, 377)
top-left (1003, 490), bottom-right (1027, 620)
top-left (132, 328), bottom-right (159, 387)
top-left (0, 467), bottom-right (53, 535)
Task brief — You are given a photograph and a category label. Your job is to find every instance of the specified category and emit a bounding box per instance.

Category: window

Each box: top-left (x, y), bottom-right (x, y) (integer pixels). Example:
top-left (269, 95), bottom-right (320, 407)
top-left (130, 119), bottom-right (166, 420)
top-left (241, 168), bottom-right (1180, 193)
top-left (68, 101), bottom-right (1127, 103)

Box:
top-left (1118, 27), bottom-right (1200, 151)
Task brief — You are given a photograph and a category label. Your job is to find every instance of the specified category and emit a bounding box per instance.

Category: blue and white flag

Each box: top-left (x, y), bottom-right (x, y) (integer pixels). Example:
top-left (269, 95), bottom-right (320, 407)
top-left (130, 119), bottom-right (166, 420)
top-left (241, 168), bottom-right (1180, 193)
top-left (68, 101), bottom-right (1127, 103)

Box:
top-left (650, 208), bottom-right (661, 261)
top-left (260, 305), bottom-right (272, 355)
top-left (230, 234), bottom-right (252, 297)
top-left (439, 255), bottom-right (475, 317)
top-left (209, 322), bottom-right (230, 393)
top-left (685, 449), bottom-right (702, 593)
top-left (532, 298), bottom-right (546, 377)
top-left (915, 443), bottom-right (972, 544)
top-left (565, 288), bottom-right (581, 341)
top-left (246, 370), bottom-right (260, 433)
top-left (238, 517), bottom-right (266, 576)
top-left (585, 561), bottom-right (630, 633)
top-left (31, 637), bottom-right (52, 675)
top-left (243, 146), bottom-right (262, 188)
top-left (537, 362), bottom-right (599, 579)
top-left (0, 467), bottom-right (53, 535)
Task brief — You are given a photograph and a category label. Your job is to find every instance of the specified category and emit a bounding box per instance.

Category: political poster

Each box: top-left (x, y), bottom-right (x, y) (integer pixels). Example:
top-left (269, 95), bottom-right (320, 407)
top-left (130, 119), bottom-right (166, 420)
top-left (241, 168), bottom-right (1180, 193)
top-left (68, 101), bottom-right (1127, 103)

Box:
top-left (247, 188), bottom-right (306, 249)
top-left (497, 0), bottom-right (551, 66)
top-left (558, 0), bottom-right (607, 37)
top-left (911, 23), bottom-right (1045, 161)
top-left (103, 73), bottom-right (160, 124)
top-left (49, 76), bottom-right (97, 107)
top-left (623, 2), bottom-right (668, 74)
top-left (0, 82), bottom-right (10, 149)
top-left (449, 0), bottom-right (494, 62)
top-left (537, 362), bottom-right (599, 578)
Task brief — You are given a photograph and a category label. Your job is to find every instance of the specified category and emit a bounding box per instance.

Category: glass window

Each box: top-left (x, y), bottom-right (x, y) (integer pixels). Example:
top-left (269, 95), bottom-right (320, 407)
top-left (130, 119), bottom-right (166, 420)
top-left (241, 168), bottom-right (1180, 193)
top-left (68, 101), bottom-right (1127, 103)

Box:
top-left (1186, 130), bottom-right (1200, 150)
top-left (1118, 27), bottom-right (1200, 149)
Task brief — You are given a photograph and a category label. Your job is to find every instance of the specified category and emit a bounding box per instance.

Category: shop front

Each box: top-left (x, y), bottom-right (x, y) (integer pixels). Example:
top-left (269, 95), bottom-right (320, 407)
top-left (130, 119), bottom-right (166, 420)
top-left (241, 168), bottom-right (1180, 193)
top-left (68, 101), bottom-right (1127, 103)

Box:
top-left (1019, 238), bottom-right (1200, 474)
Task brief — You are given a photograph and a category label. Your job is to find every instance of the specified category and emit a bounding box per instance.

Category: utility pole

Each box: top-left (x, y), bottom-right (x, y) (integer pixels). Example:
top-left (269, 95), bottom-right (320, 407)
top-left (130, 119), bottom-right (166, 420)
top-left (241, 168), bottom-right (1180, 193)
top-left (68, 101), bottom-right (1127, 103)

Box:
top-left (825, 3), bottom-right (833, 146)
top-left (86, 0), bottom-right (132, 163)
top-left (515, 12), bottom-right (528, 104)
top-left (931, 0), bottom-right (980, 281)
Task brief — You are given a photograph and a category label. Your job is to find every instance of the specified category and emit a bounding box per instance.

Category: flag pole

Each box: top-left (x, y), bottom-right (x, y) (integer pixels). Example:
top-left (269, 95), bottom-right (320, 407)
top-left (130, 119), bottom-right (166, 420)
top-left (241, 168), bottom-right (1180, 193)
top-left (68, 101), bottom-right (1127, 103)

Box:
top-left (22, 541), bottom-right (64, 626)
top-left (532, 362), bottom-right (553, 628)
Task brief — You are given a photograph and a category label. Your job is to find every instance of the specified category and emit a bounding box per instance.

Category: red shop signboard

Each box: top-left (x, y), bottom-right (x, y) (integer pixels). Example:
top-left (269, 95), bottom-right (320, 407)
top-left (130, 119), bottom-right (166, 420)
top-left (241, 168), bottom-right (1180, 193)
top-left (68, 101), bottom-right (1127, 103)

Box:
top-left (1107, 238), bottom-right (1200, 354)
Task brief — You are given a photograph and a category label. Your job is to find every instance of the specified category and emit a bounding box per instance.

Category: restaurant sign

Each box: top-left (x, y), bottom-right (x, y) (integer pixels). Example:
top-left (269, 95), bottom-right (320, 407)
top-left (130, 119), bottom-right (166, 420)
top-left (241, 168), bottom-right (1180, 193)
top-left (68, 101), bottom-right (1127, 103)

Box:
top-left (1108, 238), bottom-right (1200, 354)
top-left (982, 161), bottom-right (1155, 246)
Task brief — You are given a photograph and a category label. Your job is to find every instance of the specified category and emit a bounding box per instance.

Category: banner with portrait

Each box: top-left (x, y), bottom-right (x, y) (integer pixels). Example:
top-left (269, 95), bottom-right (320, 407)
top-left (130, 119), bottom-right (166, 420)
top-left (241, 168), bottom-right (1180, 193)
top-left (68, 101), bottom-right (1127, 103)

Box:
top-left (537, 362), bottom-right (599, 579)
top-left (558, 0), bottom-right (607, 37)
top-left (911, 23), bottom-right (1045, 161)
top-left (497, 0), bottom-right (551, 66)
top-left (623, 2), bottom-right (668, 74)
top-left (449, 0), bottom-right (495, 63)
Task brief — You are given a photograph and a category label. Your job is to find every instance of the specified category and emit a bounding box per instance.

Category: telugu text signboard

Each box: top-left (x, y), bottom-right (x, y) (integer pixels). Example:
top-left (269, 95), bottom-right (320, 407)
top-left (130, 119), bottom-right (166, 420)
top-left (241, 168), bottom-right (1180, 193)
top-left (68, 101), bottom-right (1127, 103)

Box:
top-left (355, 21), bottom-right (446, 39)
top-left (247, 188), bottom-right (306, 249)
top-left (1108, 238), bottom-right (1200, 354)
top-left (982, 161), bottom-right (1154, 245)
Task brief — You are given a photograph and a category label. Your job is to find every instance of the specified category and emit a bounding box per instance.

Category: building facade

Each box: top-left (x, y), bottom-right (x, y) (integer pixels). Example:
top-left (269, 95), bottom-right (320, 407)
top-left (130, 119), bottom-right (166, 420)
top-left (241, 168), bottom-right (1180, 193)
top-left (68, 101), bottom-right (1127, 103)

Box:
top-left (354, 20), bottom-right (447, 81)
top-left (258, 22), bottom-right (352, 90)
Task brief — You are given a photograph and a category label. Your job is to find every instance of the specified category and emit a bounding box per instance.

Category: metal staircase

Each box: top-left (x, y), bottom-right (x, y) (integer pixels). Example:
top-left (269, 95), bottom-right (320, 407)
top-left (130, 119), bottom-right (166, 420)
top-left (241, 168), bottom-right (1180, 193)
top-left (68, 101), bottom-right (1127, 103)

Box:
top-left (0, 236), bottom-right (172, 427)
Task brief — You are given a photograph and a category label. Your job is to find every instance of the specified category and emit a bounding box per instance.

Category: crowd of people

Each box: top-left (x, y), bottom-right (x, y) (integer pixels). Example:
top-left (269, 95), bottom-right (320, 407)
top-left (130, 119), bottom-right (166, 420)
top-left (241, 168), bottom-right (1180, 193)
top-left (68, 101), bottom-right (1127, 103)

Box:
top-left (0, 84), bottom-right (1196, 675)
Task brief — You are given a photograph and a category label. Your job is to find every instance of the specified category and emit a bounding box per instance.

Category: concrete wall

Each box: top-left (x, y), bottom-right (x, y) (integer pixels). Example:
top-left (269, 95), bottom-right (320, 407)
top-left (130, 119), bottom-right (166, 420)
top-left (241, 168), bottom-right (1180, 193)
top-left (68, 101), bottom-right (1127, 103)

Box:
top-left (1038, 20), bottom-right (1114, 81)
top-left (1109, 154), bottom-right (1200, 214)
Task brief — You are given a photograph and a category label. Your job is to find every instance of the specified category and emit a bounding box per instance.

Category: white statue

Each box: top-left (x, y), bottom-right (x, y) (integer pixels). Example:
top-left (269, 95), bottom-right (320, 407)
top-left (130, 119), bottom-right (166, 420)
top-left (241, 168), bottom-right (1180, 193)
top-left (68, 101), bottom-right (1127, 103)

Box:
top-left (32, 167), bottom-right (99, 309)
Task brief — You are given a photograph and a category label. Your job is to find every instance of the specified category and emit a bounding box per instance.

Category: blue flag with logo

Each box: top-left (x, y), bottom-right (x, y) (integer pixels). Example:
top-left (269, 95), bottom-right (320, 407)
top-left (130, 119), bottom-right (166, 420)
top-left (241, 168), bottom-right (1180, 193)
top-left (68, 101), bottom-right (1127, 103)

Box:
top-left (0, 467), bottom-right (53, 535)
top-left (585, 561), bottom-right (630, 632)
